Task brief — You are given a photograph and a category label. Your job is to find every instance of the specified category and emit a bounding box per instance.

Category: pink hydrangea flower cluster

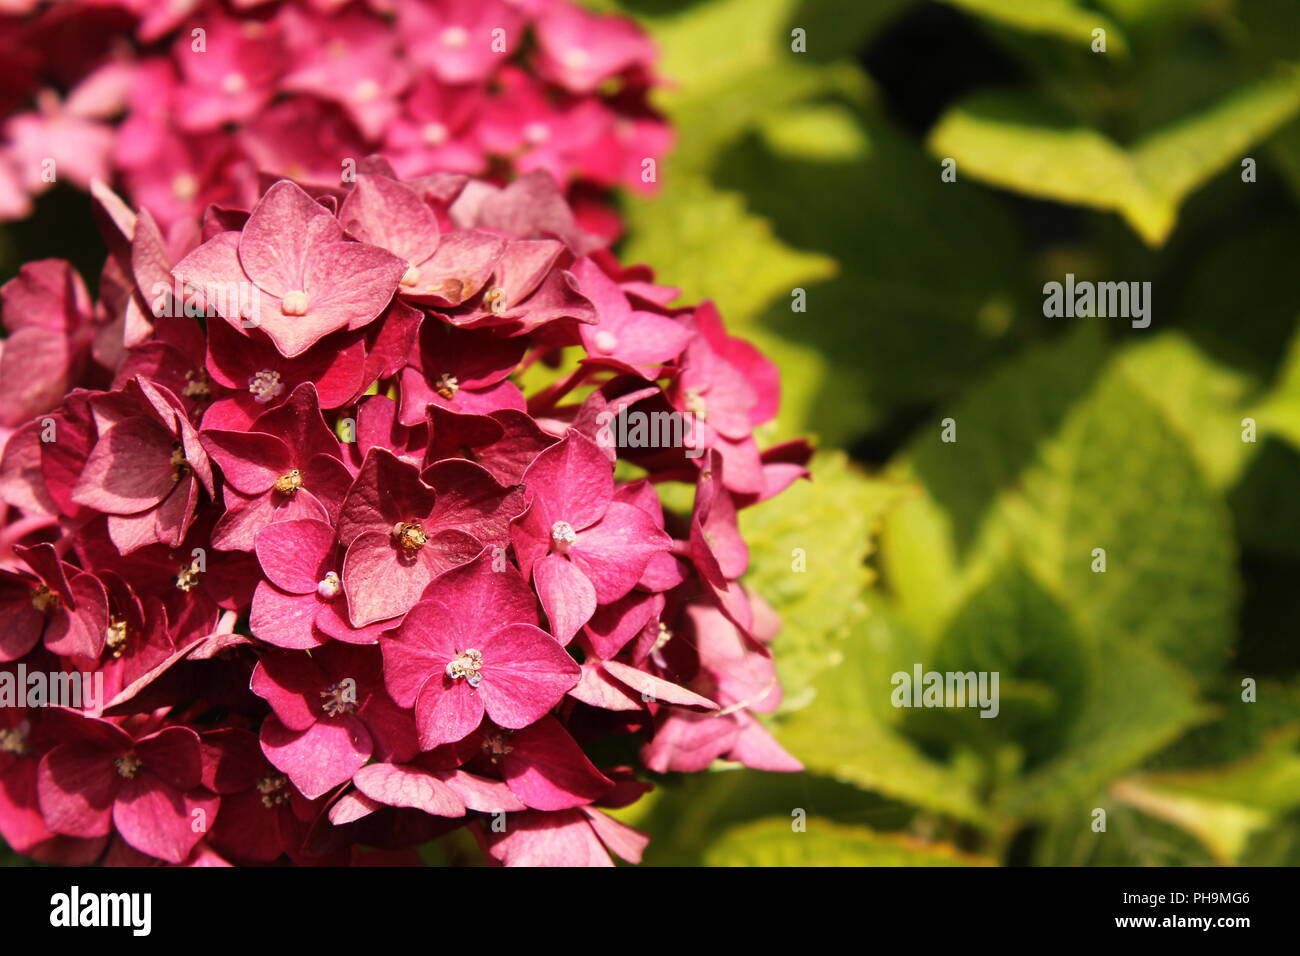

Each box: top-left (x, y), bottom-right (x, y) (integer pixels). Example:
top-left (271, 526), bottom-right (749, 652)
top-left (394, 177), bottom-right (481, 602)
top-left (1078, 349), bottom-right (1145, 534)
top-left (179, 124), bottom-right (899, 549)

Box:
top-left (0, 162), bottom-right (810, 866)
top-left (0, 0), bottom-right (670, 237)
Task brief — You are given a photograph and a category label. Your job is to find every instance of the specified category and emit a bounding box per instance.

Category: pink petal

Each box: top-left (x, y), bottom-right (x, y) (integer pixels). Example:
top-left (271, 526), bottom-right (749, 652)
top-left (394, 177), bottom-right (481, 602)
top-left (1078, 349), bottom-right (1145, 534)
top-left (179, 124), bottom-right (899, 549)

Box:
top-left (338, 173), bottom-right (440, 266)
top-left (260, 715), bottom-right (371, 800)
top-left (521, 430), bottom-right (611, 531)
top-left (601, 660), bottom-right (717, 710)
top-left (501, 716), bottom-right (612, 811)
top-left (342, 530), bottom-right (435, 627)
top-left (200, 429), bottom-right (292, 494)
top-left (414, 674), bottom-right (483, 749)
top-left (477, 623), bottom-right (580, 729)
top-left (113, 779), bottom-right (217, 864)
top-left (72, 416), bottom-right (176, 513)
top-left (569, 501), bottom-right (671, 604)
top-left (37, 743), bottom-right (116, 838)
top-left (352, 763), bottom-right (466, 818)
top-left (533, 553), bottom-right (595, 645)
top-left (254, 518), bottom-right (336, 594)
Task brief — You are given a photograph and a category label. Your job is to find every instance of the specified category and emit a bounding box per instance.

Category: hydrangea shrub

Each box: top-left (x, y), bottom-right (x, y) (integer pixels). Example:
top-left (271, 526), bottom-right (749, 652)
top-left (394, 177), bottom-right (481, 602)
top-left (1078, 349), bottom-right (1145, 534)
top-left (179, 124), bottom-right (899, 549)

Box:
top-left (0, 0), bottom-right (670, 236)
top-left (0, 161), bottom-right (810, 866)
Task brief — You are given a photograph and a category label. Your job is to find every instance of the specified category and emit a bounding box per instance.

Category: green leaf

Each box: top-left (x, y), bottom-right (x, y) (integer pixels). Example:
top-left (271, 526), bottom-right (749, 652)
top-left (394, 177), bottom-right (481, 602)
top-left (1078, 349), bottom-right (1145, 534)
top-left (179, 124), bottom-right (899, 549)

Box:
top-left (1009, 367), bottom-right (1238, 681)
top-left (703, 817), bottom-right (995, 866)
top-left (929, 72), bottom-right (1300, 245)
top-left (778, 609), bottom-right (992, 826)
top-left (933, 561), bottom-right (1089, 764)
top-left (740, 451), bottom-right (905, 703)
top-left (1112, 733), bottom-right (1300, 868)
top-left (1251, 323), bottom-right (1300, 452)
top-left (939, 0), bottom-right (1126, 52)
top-left (626, 0), bottom-right (873, 170)
top-left (998, 642), bottom-right (1206, 818)
top-left (899, 324), bottom-right (1108, 562)
top-left (620, 176), bottom-right (836, 326)
top-left (892, 331), bottom-right (1238, 682)
top-left (620, 769), bottom-right (912, 865)
top-left (1112, 332), bottom-right (1259, 490)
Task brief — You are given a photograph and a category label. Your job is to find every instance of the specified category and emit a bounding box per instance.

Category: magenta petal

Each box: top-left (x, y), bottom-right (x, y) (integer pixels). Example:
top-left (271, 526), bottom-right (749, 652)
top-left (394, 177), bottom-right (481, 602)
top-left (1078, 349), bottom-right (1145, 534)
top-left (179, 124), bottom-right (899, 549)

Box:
top-left (238, 181), bottom-right (341, 297)
top-left (314, 599), bottom-right (392, 645)
top-left (581, 807), bottom-right (650, 864)
top-left (342, 530), bottom-right (435, 627)
top-left (487, 809), bottom-right (613, 867)
top-left (250, 657), bottom-right (321, 731)
top-left (260, 715), bottom-right (371, 800)
top-left (601, 660), bottom-right (717, 710)
top-left (381, 599), bottom-right (462, 706)
top-left (501, 716), bottom-right (612, 811)
top-left (37, 744), bottom-right (117, 838)
top-left (338, 173), bottom-right (440, 266)
top-left (329, 790), bottom-right (380, 826)
top-left (533, 553), bottom-right (596, 645)
top-left (643, 711), bottom-right (740, 773)
top-left (421, 551), bottom-right (538, 631)
top-left (521, 430), bottom-right (612, 531)
top-left (584, 590), bottom-right (660, 660)
top-left (477, 623), bottom-right (580, 729)
top-left (135, 726), bottom-right (202, 791)
top-left (729, 711), bottom-right (804, 772)
top-left (255, 518), bottom-right (336, 594)
top-left (568, 662), bottom-right (641, 711)
top-left (200, 430), bottom-right (291, 494)
top-left (352, 763), bottom-right (465, 818)
top-left (72, 416), bottom-right (175, 513)
top-left (113, 778), bottom-right (215, 863)
top-left (43, 571), bottom-right (109, 659)
top-left (413, 675), bottom-right (483, 749)
top-left (211, 485), bottom-right (329, 553)
top-left (432, 769), bottom-right (527, 813)
top-left (569, 501), bottom-right (671, 603)
top-left (304, 240), bottom-right (405, 334)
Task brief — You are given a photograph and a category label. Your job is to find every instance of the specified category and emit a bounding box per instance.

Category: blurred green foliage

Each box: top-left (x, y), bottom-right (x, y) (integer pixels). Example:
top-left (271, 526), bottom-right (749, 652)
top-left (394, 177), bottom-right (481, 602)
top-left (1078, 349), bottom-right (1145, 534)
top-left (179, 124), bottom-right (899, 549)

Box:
top-left (588, 0), bottom-right (1300, 866)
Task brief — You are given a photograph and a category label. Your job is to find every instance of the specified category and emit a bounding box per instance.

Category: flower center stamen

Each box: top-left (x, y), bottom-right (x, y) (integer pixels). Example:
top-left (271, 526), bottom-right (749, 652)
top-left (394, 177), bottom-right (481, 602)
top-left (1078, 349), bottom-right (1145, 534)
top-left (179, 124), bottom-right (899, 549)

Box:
top-left (280, 290), bottom-right (309, 316)
top-left (445, 648), bottom-right (483, 687)
top-left (481, 731), bottom-right (513, 761)
top-left (175, 561), bottom-right (202, 593)
top-left (434, 372), bottom-right (459, 399)
top-left (0, 724), bottom-right (29, 756)
top-left (550, 520), bottom-right (577, 554)
top-left (316, 571), bottom-right (341, 599)
top-left (172, 174), bottom-right (199, 201)
top-left (483, 286), bottom-right (507, 315)
top-left (170, 442), bottom-right (191, 482)
top-left (441, 26), bottom-right (469, 48)
top-left (684, 388), bottom-right (708, 421)
top-left (393, 520), bottom-right (428, 552)
top-left (401, 263), bottom-right (421, 287)
top-left (106, 617), bottom-right (128, 659)
top-left (31, 584), bottom-right (59, 614)
top-left (114, 752), bottom-right (143, 779)
top-left (319, 682), bottom-right (356, 717)
top-left (256, 774), bottom-right (290, 808)
top-left (248, 369), bottom-right (285, 404)
top-left (653, 621), bottom-right (673, 652)
top-left (182, 367), bottom-right (212, 400)
top-left (274, 469), bottom-right (303, 495)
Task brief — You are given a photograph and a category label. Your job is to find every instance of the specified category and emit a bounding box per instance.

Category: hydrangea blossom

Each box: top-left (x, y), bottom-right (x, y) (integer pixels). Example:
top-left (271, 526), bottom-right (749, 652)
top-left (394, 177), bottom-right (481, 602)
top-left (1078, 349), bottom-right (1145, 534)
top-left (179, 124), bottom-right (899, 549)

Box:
top-left (0, 0), bottom-right (670, 231)
top-left (0, 163), bottom-right (811, 866)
